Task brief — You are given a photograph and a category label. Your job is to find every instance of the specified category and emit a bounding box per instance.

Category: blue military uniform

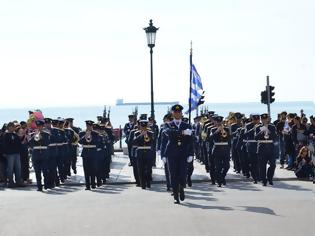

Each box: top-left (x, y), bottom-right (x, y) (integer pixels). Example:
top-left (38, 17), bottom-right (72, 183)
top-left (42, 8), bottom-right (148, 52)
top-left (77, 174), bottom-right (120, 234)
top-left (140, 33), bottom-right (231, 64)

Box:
top-left (230, 112), bottom-right (243, 173)
top-left (209, 116), bottom-right (231, 187)
top-left (255, 113), bottom-right (277, 186)
top-left (79, 120), bottom-right (101, 190)
top-left (161, 105), bottom-right (194, 204)
top-left (124, 115), bottom-right (135, 165)
top-left (48, 119), bottom-right (62, 187)
top-left (29, 120), bottom-right (50, 191)
top-left (133, 119), bottom-right (155, 189)
top-left (158, 115), bottom-right (172, 191)
top-left (244, 114), bottom-right (260, 183)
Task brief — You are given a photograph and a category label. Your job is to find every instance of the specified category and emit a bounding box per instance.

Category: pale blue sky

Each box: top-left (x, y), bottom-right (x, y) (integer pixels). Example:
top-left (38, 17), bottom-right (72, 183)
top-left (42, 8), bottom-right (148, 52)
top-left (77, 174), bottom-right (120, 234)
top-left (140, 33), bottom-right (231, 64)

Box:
top-left (0, 0), bottom-right (314, 108)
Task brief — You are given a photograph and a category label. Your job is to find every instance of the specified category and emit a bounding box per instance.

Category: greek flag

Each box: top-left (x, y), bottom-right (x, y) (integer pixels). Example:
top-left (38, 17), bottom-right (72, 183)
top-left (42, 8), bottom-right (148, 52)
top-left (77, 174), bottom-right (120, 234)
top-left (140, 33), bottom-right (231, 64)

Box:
top-left (189, 64), bottom-right (204, 112)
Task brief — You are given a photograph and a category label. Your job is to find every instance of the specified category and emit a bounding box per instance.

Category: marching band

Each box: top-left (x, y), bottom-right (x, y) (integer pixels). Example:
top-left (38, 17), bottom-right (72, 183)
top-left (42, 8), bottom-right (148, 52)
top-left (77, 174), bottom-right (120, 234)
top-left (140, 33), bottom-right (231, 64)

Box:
top-left (0, 105), bottom-right (314, 202)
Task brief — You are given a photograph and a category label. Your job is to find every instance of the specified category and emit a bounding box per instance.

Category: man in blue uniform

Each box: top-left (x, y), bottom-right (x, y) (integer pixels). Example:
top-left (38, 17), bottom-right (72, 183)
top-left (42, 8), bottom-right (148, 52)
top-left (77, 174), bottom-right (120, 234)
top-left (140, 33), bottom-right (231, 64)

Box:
top-left (255, 113), bottom-right (277, 186)
top-left (133, 118), bottom-right (155, 189)
top-left (124, 115), bottom-right (135, 166)
top-left (29, 120), bottom-right (50, 191)
top-left (245, 114), bottom-right (261, 183)
top-left (209, 116), bottom-right (231, 187)
top-left (161, 104), bottom-right (194, 204)
top-left (158, 113), bottom-right (173, 191)
top-left (79, 120), bottom-right (100, 190)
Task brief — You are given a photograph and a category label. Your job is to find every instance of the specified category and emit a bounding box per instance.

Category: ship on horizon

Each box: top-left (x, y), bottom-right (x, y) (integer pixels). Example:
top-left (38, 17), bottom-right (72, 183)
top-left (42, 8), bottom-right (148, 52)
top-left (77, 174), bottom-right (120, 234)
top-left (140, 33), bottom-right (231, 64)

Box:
top-left (116, 99), bottom-right (179, 106)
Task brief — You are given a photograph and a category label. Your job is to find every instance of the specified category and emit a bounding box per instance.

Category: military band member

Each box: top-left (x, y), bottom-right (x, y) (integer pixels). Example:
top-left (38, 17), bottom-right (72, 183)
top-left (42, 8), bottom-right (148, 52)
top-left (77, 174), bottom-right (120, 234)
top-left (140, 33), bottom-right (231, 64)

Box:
top-left (66, 118), bottom-right (80, 175)
top-left (48, 119), bottom-right (61, 187)
top-left (209, 116), bottom-right (231, 187)
top-left (230, 112), bottom-right (243, 173)
top-left (124, 115), bottom-right (136, 166)
top-left (79, 120), bottom-right (100, 190)
top-left (255, 113), bottom-right (277, 186)
top-left (29, 120), bottom-right (50, 191)
top-left (133, 118), bottom-right (155, 189)
top-left (161, 104), bottom-right (194, 204)
top-left (57, 118), bottom-right (68, 182)
top-left (158, 113), bottom-right (173, 191)
top-left (127, 120), bottom-right (140, 186)
top-left (245, 114), bottom-right (261, 183)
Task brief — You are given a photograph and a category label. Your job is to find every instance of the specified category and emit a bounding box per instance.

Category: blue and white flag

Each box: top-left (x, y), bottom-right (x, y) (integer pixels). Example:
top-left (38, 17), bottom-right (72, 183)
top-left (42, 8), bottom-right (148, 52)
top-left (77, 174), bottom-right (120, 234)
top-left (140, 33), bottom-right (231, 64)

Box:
top-left (188, 64), bottom-right (204, 112)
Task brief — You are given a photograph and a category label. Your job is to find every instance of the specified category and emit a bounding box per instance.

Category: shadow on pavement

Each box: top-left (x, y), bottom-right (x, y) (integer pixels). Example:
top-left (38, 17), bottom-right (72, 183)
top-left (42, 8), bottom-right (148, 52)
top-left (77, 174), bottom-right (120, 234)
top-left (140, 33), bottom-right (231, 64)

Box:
top-left (237, 206), bottom-right (281, 216)
top-left (91, 184), bottom-right (130, 194)
top-left (271, 181), bottom-right (313, 191)
top-left (223, 180), bottom-right (262, 191)
top-left (181, 202), bottom-right (233, 210)
top-left (45, 185), bottom-right (82, 195)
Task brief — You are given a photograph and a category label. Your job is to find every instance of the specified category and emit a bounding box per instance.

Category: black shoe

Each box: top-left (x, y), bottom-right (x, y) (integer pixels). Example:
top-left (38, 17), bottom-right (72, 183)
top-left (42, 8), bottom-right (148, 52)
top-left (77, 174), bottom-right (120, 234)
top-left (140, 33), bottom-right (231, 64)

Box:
top-left (147, 182), bottom-right (151, 189)
top-left (218, 184), bottom-right (222, 187)
top-left (187, 177), bottom-right (192, 187)
top-left (85, 187), bottom-right (91, 190)
top-left (167, 187), bottom-right (171, 192)
top-left (37, 188), bottom-right (43, 192)
top-left (142, 186), bottom-right (146, 189)
top-left (263, 182), bottom-right (267, 186)
top-left (73, 169), bottom-right (77, 174)
top-left (97, 182), bottom-right (102, 187)
top-left (91, 185), bottom-right (96, 189)
top-left (174, 192), bottom-right (180, 204)
top-left (136, 183), bottom-right (141, 187)
top-left (211, 181), bottom-right (216, 185)
top-left (254, 180), bottom-right (258, 184)
top-left (223, 179), bottom-right (226, 185)
top-left (128, 162), bottom-right (132, 166)
top-left (179, 187), bottom-right (185, 201)
top-left (268, 180), bottom-right (273, 185)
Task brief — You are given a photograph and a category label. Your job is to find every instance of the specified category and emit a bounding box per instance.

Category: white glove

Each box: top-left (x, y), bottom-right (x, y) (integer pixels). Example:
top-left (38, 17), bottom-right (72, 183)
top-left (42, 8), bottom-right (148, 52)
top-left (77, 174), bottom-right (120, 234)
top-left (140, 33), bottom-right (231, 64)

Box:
top-left (183, 129), bottom-right (192, 136)
top-left (187, 156), bottom-right (193, 163)
top-left (162, 157), bottom-right (167, 164)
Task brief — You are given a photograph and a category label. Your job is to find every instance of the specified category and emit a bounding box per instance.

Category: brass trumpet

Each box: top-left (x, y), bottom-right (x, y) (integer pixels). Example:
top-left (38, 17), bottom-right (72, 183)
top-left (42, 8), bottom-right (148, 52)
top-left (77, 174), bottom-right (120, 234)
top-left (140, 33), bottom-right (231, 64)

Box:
top-left (85, 130), bottom-right (92, 142)
top-left (263, 124), bottom-right (270, 139)
top-left (34, 131), bottom-right (41, 141)
top-left (220, 125), bottom-right (228, 138)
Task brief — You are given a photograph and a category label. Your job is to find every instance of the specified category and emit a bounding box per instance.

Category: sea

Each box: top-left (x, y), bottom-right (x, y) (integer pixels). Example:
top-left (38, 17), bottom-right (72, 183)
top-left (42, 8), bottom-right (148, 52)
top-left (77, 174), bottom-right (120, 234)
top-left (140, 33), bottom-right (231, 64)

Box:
top-left (0, 101), bottom-right (314, 130)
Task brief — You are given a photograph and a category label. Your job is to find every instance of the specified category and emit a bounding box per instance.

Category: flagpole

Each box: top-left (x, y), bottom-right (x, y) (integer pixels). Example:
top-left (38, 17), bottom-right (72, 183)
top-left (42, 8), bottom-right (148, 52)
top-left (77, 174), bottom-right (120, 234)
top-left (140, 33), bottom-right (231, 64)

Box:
top-left (188, 41), bottom-right (193, 125)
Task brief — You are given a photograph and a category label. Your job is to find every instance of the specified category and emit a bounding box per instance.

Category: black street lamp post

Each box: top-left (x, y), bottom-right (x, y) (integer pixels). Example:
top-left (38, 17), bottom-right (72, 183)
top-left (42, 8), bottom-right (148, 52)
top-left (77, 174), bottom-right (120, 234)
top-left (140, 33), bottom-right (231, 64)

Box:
top-left (144, 19), bottom-right (159, 120)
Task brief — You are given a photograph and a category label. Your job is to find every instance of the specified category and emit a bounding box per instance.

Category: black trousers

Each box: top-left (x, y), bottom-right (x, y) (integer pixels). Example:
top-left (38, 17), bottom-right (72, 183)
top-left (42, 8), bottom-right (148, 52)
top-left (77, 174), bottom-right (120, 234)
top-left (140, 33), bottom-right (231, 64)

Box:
top-left (20, 145), bottom-right (29, 181)
top-left (82, 156), bottom-right (96, 188)
top-left (137, 150), bottom-right (152, 188)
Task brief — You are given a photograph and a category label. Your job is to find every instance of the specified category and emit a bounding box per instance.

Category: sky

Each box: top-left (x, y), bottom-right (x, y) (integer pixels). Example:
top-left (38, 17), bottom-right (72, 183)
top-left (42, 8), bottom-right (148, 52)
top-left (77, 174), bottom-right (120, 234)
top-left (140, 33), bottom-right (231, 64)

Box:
top-left (0, 0), bottom-right (314, 108)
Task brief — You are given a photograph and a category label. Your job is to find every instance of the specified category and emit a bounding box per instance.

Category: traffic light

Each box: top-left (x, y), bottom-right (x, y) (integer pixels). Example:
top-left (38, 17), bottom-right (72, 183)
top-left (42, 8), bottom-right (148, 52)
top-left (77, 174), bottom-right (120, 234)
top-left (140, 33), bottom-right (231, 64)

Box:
top-left (268, 85), bottom-right (275, 103)
top-left (198, 94), bottom-right (205, 106)
top-left (197, 92), bottom-right (205, 106)
top-left (261, 90), bottom-right (268, 104)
